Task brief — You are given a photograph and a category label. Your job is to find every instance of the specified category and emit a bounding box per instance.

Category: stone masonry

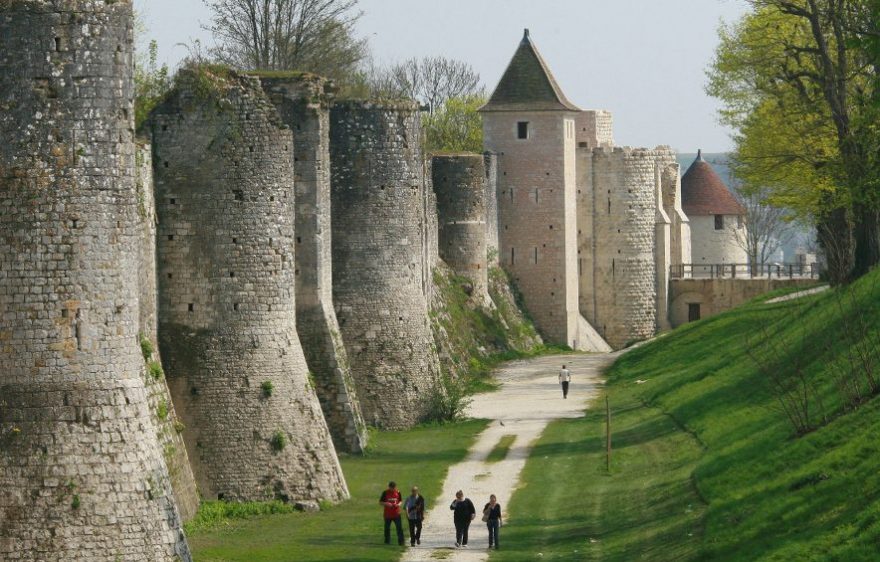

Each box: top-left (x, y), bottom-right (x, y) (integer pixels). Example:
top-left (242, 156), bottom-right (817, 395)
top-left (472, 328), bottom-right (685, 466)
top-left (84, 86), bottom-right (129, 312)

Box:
top-left (330, 100), bottom-right (442, 429)
top-left (432, 154), bottom-right (490, 304)
top-left (149, 68), bottom-right (348, 503)
top-left (0, 1), bottom-right (190, 560)
top-left (483, 151), bottom-right (500, 263)
top-left (259, 74), bottom-right (368, 454)
top-left (136, 141), bottom-right (200, 521)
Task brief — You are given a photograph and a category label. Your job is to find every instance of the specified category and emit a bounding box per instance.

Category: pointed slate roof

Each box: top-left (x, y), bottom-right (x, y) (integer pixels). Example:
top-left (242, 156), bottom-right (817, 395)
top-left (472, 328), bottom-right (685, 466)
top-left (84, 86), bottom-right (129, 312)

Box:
top-left (479, 29), bottom-right (580, 113)
top-left (681, 150), bottom-right (747, 216)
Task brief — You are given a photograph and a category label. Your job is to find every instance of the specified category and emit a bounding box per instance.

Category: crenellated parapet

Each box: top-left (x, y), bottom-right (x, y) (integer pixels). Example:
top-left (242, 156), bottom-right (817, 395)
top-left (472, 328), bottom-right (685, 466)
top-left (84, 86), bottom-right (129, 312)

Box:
top-left (148, 67), bottom-right (348, 504)
top-left (329, 100), bottom-right (441, 429)
top-left (0, 1), bottom-right (190, 559)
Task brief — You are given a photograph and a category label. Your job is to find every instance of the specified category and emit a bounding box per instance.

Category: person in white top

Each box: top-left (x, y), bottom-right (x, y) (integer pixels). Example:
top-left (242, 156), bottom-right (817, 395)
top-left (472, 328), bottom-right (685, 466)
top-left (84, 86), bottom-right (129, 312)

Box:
top-left (558, 365), bottom-right (571, 399)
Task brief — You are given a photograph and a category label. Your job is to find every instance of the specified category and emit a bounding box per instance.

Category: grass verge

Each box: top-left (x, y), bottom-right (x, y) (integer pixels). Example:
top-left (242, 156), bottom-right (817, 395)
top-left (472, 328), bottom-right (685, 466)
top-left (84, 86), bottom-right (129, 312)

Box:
top-left (486, 435), bottom-right (517, 464)
top-left (187, 419), bottom-right (489, 561)
top-left (494, 269), bottom-right (880, 561)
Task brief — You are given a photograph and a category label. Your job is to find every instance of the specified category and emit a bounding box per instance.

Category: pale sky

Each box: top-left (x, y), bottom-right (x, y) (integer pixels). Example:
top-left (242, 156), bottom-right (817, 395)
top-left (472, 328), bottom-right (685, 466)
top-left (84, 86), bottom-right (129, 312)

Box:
top-left (135, 0), bottom-right (750, 152)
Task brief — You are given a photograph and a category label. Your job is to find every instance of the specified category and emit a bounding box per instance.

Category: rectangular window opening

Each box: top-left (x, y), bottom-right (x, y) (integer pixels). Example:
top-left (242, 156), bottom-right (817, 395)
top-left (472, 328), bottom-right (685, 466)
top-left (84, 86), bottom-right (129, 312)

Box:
top-left (517, 121), bottom-right (529, 139)
top-left (510, 247), bottom-right (515, 265)
top-left (715, 215), bottom-right (724, 230)
top-left (688, 303), bottom-right (702, 322)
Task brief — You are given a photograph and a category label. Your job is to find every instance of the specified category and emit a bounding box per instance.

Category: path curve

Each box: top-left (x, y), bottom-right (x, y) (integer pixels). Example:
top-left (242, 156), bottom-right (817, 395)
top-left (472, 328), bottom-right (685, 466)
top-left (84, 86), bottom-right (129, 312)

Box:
top-left (401, 352), bottom-right (620, 561)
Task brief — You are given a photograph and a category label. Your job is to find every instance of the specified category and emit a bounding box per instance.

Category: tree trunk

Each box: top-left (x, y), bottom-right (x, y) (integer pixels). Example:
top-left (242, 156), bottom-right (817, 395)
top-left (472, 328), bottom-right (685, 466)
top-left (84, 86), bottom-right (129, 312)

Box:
top-left (853, 206), bottom-right (880, 278)
top-left (817, 205), bottom-right (853, 285)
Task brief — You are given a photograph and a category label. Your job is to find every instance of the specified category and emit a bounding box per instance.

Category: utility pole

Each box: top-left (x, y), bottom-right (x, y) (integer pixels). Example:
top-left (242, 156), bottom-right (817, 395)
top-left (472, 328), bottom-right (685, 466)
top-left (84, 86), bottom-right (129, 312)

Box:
top-left (605, 394), bottom-right (611, 472)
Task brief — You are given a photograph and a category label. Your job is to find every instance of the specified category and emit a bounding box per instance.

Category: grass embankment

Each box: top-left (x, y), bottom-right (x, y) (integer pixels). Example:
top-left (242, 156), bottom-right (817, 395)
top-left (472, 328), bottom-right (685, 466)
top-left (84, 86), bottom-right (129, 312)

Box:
top-left (495, 270), bottom-right (880, 561)
top-left (188, 419), bottom-right (488, 561)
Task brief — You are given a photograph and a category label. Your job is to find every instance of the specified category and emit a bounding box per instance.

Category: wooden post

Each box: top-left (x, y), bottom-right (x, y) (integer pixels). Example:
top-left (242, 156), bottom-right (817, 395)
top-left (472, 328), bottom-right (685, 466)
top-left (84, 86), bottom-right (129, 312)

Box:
top-left (605, 394), bottom-right (611, 472)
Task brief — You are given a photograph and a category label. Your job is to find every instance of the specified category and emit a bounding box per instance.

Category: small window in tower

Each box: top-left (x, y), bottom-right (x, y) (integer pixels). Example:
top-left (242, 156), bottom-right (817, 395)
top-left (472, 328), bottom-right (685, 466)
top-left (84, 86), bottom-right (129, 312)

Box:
top-left (737, 215), bottom-right (743, 228)
top-left (534, 247), bottom-right (538, 264)
top-left (517, 121), bottom-right (529, 139)
top-left (715, 215), bottom-right (724, 230)
top-left (510, 247), bottom-right (515, 265)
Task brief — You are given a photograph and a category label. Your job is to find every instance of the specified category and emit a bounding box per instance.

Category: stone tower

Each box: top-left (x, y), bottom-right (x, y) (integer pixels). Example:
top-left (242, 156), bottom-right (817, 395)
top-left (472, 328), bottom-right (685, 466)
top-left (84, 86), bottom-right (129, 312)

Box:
top-left (330, 100), bottom-right (441, 429)
top-left (0, 1), bottom-right (190, 559)
top-left (432, 154), bottom-right (490, 303)
top-left (480, 29), bottom-right (586, 349)
top-left (149, 68), bottom-right (348, 503)
top-left (681, 150), bottom-right (747, 266)
top-left (259, 74), bottom-right (368, 454)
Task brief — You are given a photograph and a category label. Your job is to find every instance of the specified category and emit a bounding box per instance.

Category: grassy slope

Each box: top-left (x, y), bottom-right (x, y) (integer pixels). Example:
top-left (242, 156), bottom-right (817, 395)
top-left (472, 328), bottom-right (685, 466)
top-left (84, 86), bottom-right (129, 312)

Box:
top-left (495, 270), bottom-right (880, 561)
top-left (188, 419), bottom-right (488, 561)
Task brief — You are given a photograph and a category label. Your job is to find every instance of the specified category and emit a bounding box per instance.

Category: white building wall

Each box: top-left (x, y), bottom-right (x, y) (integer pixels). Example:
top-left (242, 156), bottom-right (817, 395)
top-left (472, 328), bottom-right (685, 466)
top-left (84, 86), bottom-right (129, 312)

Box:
top-left (690, 215), bottom-right (748, 264)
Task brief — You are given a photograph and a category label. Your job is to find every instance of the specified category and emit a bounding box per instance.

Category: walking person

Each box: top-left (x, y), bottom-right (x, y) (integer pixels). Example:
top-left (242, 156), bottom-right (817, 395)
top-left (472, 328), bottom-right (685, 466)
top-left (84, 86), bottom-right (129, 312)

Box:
top-left (404, 485), bottom-right (425, 547)
top-left (379, 481), bottom-right (404, 546)
top-left (483, 494), bottom-right (502, 550)
top-left (559, 364), bottom-right (571, 399)
top-left (449, 490), bottom-right (476, 548)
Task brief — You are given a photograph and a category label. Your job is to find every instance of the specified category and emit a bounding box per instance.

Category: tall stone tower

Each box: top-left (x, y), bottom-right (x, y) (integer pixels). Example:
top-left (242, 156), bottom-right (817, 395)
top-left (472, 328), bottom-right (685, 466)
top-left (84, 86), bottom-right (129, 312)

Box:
top-left (330, 100), bottom-right (441, 429)
top-left (259, 74), bottom-right (368, 454)
top-left (0, 1), bottom-right (190, 559)
top-left (432, 154), bottom-right (490, 303)
top-left (149, 68), bottom-right (348, 503)
top-left (480, 29), bottom-right (586, 349)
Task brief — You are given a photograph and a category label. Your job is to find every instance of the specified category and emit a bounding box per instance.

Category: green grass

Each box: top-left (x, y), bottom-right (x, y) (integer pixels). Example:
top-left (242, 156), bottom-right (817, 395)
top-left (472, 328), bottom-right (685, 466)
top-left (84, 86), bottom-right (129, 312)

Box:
top-left (187, 419), bottom-right (488, 561)
top-left (494, 269), bottom-right (880, 561)
top-left (486, 435), bottom-right (517, 463)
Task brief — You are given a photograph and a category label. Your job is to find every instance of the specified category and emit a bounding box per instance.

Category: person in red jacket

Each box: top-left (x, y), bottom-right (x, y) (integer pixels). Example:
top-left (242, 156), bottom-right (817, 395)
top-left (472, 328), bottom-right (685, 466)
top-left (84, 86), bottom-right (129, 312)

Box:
top-left (379, 481), bottom-right (405, 546)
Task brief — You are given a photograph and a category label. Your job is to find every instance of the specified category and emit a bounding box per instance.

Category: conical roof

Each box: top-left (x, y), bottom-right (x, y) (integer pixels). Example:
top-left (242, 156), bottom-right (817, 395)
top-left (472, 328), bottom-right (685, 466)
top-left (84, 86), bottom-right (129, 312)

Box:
top-left (681, 150), bottom-right (746, 216)
top-left (479, 29), bottom-right (580, 113)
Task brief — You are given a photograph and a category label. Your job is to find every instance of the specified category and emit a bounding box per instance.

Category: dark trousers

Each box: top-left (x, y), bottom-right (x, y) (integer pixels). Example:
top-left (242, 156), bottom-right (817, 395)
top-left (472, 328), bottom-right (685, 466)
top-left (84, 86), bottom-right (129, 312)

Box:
top-left (454, 518), bottom-right (471, 545)
top-left (384, 516), bottom-right (404, 545)
top-left (408, 518), bottom-right (422, 545)
top-left (561, 380), bottom-right (570, 398)
top-left (487, 519), bottom-right (500, 548)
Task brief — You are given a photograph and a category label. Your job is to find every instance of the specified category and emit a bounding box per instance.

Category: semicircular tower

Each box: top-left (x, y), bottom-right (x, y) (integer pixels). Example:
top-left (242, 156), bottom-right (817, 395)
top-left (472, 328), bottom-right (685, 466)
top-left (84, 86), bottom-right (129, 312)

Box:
top-left (149, 68), bottom-right (348, 503)
top-left (330, 100), bottom-right (441, 429)
top-left (432, 153), bottom-right (490, 303)
top-left (0, 1), bottom-right (190, 559)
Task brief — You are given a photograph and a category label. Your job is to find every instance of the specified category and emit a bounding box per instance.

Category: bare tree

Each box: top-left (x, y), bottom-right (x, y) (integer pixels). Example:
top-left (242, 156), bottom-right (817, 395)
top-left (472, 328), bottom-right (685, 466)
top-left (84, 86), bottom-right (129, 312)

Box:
top-left (367, 56), bottom-right (484, 112)
top-left (203, 0), bottom-right (367, 80)
top-left (730, 180), bottom-right (795, 268)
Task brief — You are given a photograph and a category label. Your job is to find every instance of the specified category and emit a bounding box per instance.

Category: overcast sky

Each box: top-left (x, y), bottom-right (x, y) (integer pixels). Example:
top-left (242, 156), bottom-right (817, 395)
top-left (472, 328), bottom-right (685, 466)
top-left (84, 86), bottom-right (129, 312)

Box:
top-left (135, 0), bottom-right (749, 152)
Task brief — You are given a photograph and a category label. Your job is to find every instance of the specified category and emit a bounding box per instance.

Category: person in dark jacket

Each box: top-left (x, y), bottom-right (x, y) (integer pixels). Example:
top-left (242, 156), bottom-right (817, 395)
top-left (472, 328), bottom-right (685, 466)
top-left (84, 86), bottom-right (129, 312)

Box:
top-left (379, 481), bottom-right (404, 546)
top-left (449, 489), bottom-right (476, 547)
top-left (483, 494), bottom-right (502, 549)
top-left (404, 485), bottom-right (425, 546)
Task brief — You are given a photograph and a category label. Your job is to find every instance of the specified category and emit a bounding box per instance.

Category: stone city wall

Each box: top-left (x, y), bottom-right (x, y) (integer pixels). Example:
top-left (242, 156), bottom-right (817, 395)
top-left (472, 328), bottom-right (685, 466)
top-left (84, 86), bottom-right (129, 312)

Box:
top-left (259, 74), bottom-right (367, 454)
top-left (150, 68), bottom-right (347, 503)
top-left (575, 110), bottom-right (613, 150)
top-left (432, 154), bottom-right (489, 303)
top-left (135, 141), bottom-right (200, 521)
top-left (0, 1), bottom-right (190, 559)
top-left (483, 151), bottom-right (500, 262)
top-left (329, 100), bottom-right (441, 429)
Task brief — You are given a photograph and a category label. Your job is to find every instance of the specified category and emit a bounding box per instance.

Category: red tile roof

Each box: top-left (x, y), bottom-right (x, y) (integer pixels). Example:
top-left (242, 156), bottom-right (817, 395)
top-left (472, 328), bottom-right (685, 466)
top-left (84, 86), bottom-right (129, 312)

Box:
top-left (681, 151), bottom-right (746, 216)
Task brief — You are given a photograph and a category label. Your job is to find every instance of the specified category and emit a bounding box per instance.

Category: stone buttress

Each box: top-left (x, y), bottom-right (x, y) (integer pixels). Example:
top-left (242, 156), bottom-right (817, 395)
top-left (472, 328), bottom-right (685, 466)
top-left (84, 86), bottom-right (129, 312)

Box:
top-left (149, 68), bottom-right (348, 503)
top-left (432, 153), bottom-right (490, 304)
top-left (258, 74), bottom-right (367, 454)
top-left (0, 1), bottom-right (190, 559)
top-left (330, 100), bottom-right (442, 429)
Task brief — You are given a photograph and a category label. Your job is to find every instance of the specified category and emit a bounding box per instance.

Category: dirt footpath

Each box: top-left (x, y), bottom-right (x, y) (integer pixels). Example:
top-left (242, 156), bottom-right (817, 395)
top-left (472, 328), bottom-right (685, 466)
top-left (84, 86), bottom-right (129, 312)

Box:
top-left (401, 352), bottom-right (620, 562)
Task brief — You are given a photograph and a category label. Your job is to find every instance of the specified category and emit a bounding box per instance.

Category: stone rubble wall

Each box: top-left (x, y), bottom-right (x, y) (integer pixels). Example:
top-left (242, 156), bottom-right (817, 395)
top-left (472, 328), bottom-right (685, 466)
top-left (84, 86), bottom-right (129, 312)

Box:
top-left (329, 100), bottom-right (441, 429)
top-left (432, 154), bottom-right (490, 304)
top-left (660, 161), bottom-right (692, 268)
top-left (259, 75), bottom-right (367, 454)
top-left (135, 141), bottom-right (200, 521)
top-left (590, 147), bottom-right (662, 348)
top-left (0, 1), bottom-right (190, 560)
top-left (149, 68), bottom-right (348, 503)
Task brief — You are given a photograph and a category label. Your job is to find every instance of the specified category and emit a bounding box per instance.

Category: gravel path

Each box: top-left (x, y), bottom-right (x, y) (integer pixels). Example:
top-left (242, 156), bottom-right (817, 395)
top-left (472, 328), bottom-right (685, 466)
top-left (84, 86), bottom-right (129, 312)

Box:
top-left (400, 352), bottom-right (620, 561)
top-left (764, 285), bottom-right (829, 304)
